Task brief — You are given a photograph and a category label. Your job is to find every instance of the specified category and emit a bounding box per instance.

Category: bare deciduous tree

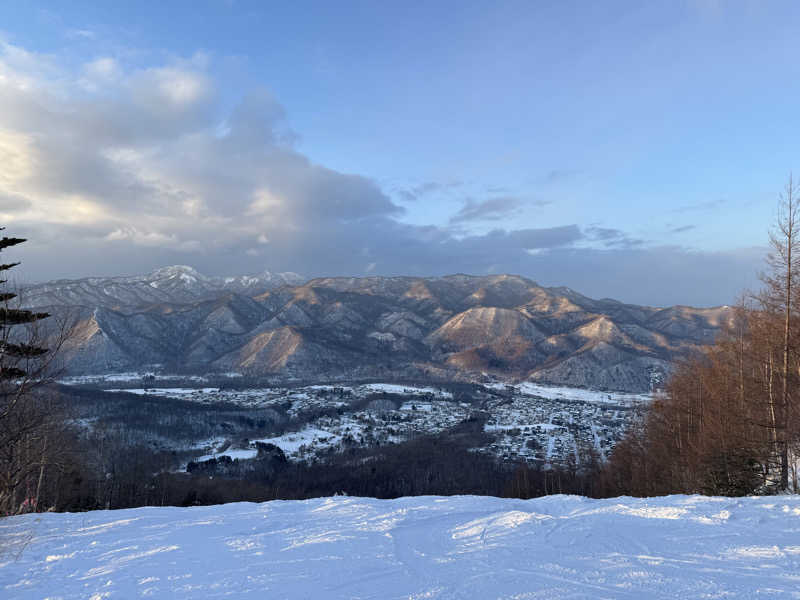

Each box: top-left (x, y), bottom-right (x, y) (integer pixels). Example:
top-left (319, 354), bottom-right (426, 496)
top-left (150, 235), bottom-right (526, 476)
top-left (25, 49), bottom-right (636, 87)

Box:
top-left (759, 175), bottom-right (800, 489)
top-left (602, 176), bottom-right (800, 496)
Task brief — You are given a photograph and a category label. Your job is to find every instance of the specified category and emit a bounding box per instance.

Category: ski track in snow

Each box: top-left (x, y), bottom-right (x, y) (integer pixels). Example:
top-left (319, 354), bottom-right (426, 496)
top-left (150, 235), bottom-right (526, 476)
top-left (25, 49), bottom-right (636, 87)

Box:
top-left (2, 495), bottom-right (800, 599)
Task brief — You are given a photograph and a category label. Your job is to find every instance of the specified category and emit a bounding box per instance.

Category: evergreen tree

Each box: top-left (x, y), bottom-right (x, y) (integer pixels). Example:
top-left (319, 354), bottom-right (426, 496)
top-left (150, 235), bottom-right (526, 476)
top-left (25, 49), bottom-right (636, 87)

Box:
top-left (0, 230), bottom-right (59, 515)
top-left (0, 231), bottom-right (49, 380)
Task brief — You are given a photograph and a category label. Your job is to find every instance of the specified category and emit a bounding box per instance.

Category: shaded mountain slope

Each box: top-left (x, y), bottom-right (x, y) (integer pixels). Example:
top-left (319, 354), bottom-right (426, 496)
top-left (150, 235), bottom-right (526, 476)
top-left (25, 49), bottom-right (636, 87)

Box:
top-left (43, 269), bottom-right (730, 391)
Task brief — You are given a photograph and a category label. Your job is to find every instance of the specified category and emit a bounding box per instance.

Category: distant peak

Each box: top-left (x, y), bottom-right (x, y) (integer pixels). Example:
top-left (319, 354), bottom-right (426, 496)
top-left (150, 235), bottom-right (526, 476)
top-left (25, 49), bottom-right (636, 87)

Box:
top-left (150, 265), bottom-right (205, 278)
top-left (145, 265), bottom-right (304, 287)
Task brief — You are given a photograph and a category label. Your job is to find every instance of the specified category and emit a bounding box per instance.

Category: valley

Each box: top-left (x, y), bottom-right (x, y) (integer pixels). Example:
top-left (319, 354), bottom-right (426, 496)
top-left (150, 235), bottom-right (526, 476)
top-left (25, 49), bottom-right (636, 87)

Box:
top-left (63, 375), bottom-right (647, 469)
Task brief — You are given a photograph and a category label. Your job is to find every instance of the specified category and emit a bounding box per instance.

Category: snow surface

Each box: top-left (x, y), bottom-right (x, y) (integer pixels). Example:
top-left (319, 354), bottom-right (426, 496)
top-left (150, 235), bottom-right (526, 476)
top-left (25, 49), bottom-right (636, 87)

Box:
top-left (488, 382), bottom-right (653, 406)
top-left (361, 383), bottom-right (453, 398)
top-left (252, 427), bottom-right (345, 457)
top-left (3, 495), bottom-right (800, 599)
top-left (105, 387), bottom-right (220, 397)
top-left (59, 372), bottom-right (243, 385)
top-left (193, 448), bottom-right (259, 462)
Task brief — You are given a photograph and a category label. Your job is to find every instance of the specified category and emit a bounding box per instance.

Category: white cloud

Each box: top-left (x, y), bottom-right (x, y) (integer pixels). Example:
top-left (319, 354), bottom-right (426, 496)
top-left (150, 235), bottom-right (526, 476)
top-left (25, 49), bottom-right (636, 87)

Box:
top-left (83, 57), bottom-right (120, 81)
top-left (0, 129), bottom-right (36, 184)
top-left (145, 66), bottom-right (211, 107)
top-left (0, 40), bottom-right (763, 305)
top-left (105, 226), bottom-right (202, 251)
top-left (0, 41), bottom-right (403, 262)
top-left (66, 29), bottom-right (96, 40)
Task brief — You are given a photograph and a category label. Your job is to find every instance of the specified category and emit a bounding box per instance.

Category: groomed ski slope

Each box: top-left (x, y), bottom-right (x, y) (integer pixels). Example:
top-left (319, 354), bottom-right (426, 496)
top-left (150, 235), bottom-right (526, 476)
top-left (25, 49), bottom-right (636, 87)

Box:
top-left (2, 495), bottom-right (800, 599)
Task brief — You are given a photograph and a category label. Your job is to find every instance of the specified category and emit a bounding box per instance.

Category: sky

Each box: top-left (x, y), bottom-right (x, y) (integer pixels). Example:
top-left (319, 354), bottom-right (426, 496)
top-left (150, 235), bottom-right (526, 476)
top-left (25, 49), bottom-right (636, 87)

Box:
top-left (0, 1), bottom-right (796, 306)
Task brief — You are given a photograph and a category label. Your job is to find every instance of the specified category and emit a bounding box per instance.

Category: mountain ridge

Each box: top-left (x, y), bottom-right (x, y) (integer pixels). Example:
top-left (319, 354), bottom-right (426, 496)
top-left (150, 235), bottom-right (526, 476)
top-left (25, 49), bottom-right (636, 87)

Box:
top-left (33, 267), bottom-right (731, 391)
top-left (23, 265), bottom-right (305, 309)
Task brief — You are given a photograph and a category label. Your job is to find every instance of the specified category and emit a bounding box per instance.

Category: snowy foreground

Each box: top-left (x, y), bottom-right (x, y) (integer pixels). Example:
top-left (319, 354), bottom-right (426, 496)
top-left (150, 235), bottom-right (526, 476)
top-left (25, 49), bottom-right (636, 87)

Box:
top-left (2, 495), bottom-right (800, 599)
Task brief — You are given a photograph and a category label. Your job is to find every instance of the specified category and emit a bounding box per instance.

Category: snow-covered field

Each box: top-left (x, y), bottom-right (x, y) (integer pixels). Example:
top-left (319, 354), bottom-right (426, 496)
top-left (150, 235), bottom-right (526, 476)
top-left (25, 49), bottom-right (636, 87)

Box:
top-left (59, 372), bottom-right (219, 385)
top-left (360, 383), bottom-right (453, 398)
top-left (487, 382), bottom-right (653, 406)
top-left (2, 495), bottom-right (800, 599)
top-left (105, 387), bottom-right (221, 397)
top-left (194, 402), bottom-right (473, 464)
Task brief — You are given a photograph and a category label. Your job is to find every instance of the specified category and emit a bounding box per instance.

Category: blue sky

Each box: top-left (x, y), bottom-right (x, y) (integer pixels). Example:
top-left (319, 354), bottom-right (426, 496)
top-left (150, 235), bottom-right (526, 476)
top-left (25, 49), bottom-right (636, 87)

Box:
top-left (0, 1), bottom-right (794, 305)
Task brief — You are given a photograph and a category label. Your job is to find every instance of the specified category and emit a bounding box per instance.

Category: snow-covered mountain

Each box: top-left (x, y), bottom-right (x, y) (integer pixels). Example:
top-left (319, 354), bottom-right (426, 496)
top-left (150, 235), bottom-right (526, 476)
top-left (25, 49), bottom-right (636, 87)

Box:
top-left (23, 265), bottom-right (305, 308)
top-left (31, 270), bottom-right (729, 391)
top-left (2, 494), bottom-right (798, 599)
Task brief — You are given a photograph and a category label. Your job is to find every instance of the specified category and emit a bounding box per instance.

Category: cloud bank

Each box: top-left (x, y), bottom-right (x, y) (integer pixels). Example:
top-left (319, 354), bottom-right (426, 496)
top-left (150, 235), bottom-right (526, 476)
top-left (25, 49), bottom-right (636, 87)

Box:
top-left (0, 42), bottom-right (763, 306)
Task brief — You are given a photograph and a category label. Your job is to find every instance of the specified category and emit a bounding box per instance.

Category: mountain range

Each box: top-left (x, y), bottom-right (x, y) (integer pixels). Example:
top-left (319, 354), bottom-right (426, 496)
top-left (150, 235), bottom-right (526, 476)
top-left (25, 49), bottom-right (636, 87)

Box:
top-left (24, 265), bottom-right (304, 307)
top-left (27, 266), bottom-right (731, 391)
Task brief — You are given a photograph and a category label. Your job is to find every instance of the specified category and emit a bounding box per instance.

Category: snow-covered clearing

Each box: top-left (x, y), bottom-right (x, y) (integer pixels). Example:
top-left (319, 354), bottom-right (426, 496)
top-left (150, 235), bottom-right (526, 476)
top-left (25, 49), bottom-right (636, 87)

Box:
top-left (59, 372), bottom-right (218, 385)
top-left (2, 495), bottom-right (800, 599)
top-left (193, 447), bottom-right (259, 462)
top-left (213, 401), bottom-right (470, 464)
top-left (251, 427), bottom-right (344, 457)
top-left (105, 387), bottom-right (220, 397)
top-left (361, 383), bottom-right (453, 398)
top-left (488, 382), bottom-right (652, 406)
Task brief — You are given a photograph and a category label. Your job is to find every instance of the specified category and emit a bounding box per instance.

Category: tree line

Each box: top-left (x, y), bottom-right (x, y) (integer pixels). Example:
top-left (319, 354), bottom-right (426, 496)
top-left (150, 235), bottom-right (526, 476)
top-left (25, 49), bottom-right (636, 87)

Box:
top-left (601, 177), bottom-right (800, 496)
